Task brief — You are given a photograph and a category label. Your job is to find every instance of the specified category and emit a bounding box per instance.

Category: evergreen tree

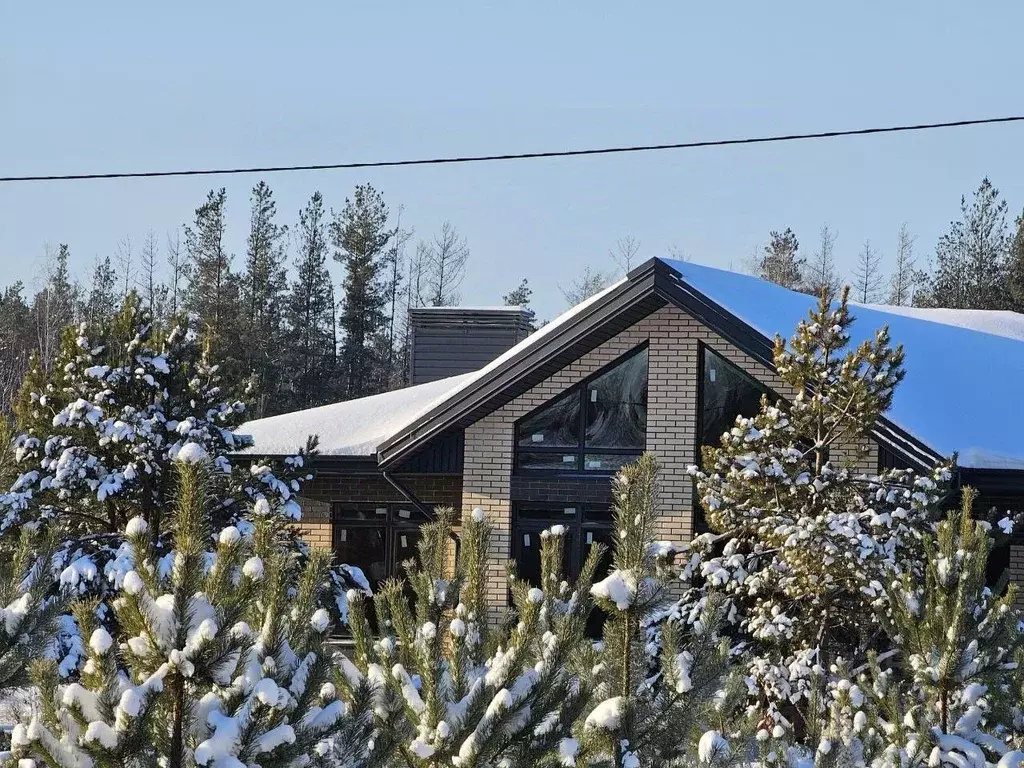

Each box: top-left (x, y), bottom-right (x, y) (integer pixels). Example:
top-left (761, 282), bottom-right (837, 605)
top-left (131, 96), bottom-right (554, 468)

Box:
top-left (560, 266), bottom-right (609, 307)
top-left (806, 494), bottom-right (1024, 768)
top-left (337, 507), bottom-right (599, 766)
top-left (917, 178), bottom-right (1009, 309)
top-left (285, 192), bottom-right (338, 411)
top-left (32, 244), bottom-right (79, 373)
top-left (758, 228), bottom-right (805, 290)
top-left (578, 455), bottom-right (742, 768)
top-left (1008, 210), bottom-right (1024, 313)
top-left (851, 239), bottom-right (885, 303)
top-left (85, 256), bottom-right (118, 327)
top-left (803, 225), bottom-right (841, 302)
top-left (0, 283), bottom-right (34, 417)
top-left (332, 185), bottom-right (394, 399)
top-left (0, 526), bottom-right (65, 690)
top-left (888, 223), bottom-right (918, 306)
top-left (184, 188), bottom-right (240, 370)
top-left (681, 287), bottom-right (950, 727)
top-left (9, 447), bottom-right (365, 768)
top-left (502, 278), bottom-right (533, 309)
top-left (240, 181), bottom-right (289, 417)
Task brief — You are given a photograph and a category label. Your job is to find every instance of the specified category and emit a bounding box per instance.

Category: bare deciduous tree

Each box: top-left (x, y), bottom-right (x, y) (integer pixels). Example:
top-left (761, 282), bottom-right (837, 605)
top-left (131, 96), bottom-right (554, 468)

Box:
top-left (887, 223), bottom-right (918, 305)
top-left (610, 235), bottom-right (641, 274)
top-left (166, 231), bottom-right (187, 320)
top-left (803, 224), bottom-right (841, 301)
top-left (424, 220), bottom-right (469, 307)
top-left (851, 239), bottom-right (885, 304)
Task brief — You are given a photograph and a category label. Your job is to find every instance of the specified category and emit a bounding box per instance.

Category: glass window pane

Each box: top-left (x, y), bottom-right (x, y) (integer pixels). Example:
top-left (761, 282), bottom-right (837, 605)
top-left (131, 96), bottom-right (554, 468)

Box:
top-left (333, 504), bottom-right (389, 521)
top-left (583, 453), bottom-right (640, 472)
top-left (517, 505), bottom-right (579, 521)
top-left (516, 394), bottom-right (581, 449)
top-left (517, 452), bottom-right (580, 471)
top-left (700, 347), bottom-right (767, 449)
top-left (585, 348), bottom-right (648, 449)
top-left (583, 526), bottom-right (615, 637)
top-left (334, 525), bottom-right (388, 590)
top-left (582, 505), bottom-right (613, 523)
top-left (393, 527), bottom-right (422, 578)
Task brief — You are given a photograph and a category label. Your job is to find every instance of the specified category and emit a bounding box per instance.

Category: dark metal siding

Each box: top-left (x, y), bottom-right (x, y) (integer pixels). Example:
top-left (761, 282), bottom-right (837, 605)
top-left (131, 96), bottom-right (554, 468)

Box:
top-left (395, 431), bottom-right (464, 473)
top-left (409, 308), bottom-right (535, 384)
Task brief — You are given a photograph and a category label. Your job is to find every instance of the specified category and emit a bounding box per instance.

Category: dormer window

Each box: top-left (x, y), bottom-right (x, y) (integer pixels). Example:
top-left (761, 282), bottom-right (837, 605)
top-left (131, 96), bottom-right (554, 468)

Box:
top-left (515, 345), bottom-right (648, 472)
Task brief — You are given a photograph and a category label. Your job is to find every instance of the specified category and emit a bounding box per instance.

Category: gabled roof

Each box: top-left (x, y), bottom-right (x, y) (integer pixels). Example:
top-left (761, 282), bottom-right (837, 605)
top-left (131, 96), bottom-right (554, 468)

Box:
top-left (237, 258), bottom-right (1024, 473)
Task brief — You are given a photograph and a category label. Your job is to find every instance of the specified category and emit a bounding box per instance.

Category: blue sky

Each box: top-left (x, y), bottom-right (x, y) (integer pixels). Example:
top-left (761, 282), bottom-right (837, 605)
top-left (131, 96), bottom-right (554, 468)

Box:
top-left (3, 2), bottom-right (1023, 320)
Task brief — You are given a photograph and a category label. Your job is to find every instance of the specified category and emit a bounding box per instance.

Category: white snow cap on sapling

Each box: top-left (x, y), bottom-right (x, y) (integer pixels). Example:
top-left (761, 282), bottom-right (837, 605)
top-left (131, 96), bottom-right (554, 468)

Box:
top-left (527, 587), bottom-right (544, 604)
top-left (122, 571), bottom-right (144, 595)
top-left (590, 569), bottom-right (638, 610)
top-left (449, 617), bottom-right (467, 637)
top-left (218, 526), bottom-right (241, 545)
top-left (252, 497), bottom-right (271, 516)
top-left (471, 507), bottom-right (485, 522)
top-left (125, 516), bottom-right (148, 537)
top-left (254, 678), bottom-right (284, 707)
top-left (89, 627), bottom-right (114, 655)
top-left (585, 696), bottom-right (625, 730)
top-left (310, 609), bottom-right (330, 633)
top-left (242, 556), bottom-right (264, 580)
top-left (698, 731), bottom-right (730, 763)
top-left (175, 442), bottom-right (209, 464)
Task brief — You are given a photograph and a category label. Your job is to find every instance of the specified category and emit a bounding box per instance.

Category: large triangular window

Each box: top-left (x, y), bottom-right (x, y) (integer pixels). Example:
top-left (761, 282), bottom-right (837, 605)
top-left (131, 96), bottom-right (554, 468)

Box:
top-left (515, 345), bottom-right (647, 472)
top-left (698, 344), bottom-right (769, 450)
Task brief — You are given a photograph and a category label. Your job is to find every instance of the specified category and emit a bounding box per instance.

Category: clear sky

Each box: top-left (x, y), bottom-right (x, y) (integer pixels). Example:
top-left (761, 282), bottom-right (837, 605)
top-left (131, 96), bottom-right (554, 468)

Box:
top-left (3, 2), bottom-right (1024, 321)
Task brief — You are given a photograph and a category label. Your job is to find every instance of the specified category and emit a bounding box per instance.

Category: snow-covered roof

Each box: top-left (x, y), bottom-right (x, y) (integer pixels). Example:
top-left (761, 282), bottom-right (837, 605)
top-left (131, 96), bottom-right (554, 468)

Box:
top-left (235, 373), bottom-right (476, 457)
top-left (662, 259), bottom-right (1024, 470)
top-left (236, 279), bottom-right (625, 458)
top-left (855, 304), bottom-right (1024, 343)
top-left (237, 259), bottom-right (1024, 471)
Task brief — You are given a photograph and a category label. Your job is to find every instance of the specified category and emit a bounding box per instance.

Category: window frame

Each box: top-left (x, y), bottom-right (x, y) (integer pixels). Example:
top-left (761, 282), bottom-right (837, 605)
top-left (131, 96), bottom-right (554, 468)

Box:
top-left (513, 343), bottom-right (649, 475)
top-left (330, 502), bottom-right (425, 589)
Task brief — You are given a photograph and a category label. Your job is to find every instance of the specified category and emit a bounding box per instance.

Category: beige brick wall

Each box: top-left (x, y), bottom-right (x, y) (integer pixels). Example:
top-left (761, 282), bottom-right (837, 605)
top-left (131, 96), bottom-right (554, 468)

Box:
top-left (462, 304), bottom-right (879, 614)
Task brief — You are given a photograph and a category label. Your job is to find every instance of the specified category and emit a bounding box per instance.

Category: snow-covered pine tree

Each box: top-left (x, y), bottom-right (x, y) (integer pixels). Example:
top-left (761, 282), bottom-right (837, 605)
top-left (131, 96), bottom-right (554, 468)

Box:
top-left (0, 294), bottom-right (335, 673)
top-left (867, 491), bottom-right (1024, 768)
top-left (682, 286), bottom-right (951, 731)
top-left (8, 444), bottom-right (368, 768)
top-left (0, 527), bottom-right (65, 690)
top-left (336, 507), bottom-right (599, 767)
top-left (578, 454), bottom-right (742, 768)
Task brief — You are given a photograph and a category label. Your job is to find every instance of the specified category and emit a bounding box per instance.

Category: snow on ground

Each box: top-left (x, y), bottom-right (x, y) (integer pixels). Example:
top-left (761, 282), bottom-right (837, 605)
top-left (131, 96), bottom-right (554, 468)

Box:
top-left (235, 373), bottom-right (476, 457)
top-left (662, 259), bottom-right (1024, 470)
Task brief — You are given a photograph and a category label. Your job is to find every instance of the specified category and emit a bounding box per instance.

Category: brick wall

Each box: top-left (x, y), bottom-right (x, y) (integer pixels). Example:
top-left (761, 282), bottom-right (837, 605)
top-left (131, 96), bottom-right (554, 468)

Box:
top-left (295, 472), bottom-right (463, 551)
top-left (462, 304), bottom-right (879, 616)
top-left (1011, 545), bottom-right (1024, 610)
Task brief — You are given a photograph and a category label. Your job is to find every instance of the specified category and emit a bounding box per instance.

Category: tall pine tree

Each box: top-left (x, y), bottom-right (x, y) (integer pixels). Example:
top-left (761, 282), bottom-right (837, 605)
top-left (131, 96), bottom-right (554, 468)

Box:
top-left (758, 228), bottom-right (804, 290)
top-left (285, 192), bottom-right (338, 411)
top-left (240, 181), bottom-right (289, 417)
top-left (184, 188), bottom-right (240, 377)
top-left (331, 184), bottom-right (393, 399)
top-left (917, 178), bottom-right (1010, 309)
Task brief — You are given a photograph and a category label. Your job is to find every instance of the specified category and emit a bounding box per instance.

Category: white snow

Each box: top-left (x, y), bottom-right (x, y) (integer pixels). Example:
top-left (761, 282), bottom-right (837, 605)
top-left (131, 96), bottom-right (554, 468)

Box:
top-left (125, 516), bottom-right (148, 537)
top-left (175, 442), bottom-right (209, 464)
top-left (662, 259), bottom-right (1024, 470)
top-left (235, 373), bottom-right (476, 456)
top-left (235, 279), bottom-right (625, 458)
top-left (584, 696), bottom-right (625, 730)
top-left (89, 628), bottom-right (113, 655)
top-left (590, 569), bottom-right (638, 610)
top-left (698, 730), bottom-right (730, 763)
top-left (310, 608), bottom-right (330, 633)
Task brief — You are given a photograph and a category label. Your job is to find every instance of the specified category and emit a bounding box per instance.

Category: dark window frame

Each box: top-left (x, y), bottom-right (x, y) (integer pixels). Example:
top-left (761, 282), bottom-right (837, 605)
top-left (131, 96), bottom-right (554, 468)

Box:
top-left (513, 343), bottom-right (649, 475)
top-left (331, 502), bottom-right (425, 589)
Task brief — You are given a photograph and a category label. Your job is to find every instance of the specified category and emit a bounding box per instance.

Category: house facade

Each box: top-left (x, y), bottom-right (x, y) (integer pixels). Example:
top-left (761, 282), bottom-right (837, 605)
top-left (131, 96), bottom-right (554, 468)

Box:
top-left (238, 258), bottom-right (1024, 610)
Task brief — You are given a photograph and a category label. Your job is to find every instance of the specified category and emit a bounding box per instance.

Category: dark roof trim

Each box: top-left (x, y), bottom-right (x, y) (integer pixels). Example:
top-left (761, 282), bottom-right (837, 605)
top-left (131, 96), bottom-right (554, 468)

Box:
top-left (377, 260), bottom-right (666, 467)
top-left (230, 453), bottom-right (382, 472)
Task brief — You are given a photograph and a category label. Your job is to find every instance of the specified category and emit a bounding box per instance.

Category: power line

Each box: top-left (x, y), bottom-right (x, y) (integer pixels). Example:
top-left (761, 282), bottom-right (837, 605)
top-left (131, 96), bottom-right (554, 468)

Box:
top-left (3, 115), bottom-right (1022, 184)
